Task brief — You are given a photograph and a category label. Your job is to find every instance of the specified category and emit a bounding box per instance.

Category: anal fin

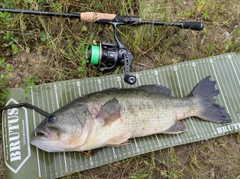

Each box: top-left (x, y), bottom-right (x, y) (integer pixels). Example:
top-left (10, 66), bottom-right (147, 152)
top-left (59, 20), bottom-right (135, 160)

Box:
top-left (162, 121), bottom-right (187, 134)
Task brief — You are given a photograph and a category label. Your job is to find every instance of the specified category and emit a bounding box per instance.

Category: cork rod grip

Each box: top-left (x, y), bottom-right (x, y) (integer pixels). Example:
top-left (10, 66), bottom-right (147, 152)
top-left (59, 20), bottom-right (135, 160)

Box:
top-left (80, 12), bottom-right (117, 22)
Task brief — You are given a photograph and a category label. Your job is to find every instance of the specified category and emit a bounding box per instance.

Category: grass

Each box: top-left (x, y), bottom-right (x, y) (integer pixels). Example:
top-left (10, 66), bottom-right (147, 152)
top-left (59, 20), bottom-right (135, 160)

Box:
top-left (0, 0), bottom-right (240, 178)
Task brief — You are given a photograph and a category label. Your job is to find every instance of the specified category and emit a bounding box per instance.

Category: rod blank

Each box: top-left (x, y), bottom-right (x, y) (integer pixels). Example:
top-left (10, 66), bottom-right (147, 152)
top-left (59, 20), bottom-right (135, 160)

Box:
top-left (0, 8), bottom-right (80, 18)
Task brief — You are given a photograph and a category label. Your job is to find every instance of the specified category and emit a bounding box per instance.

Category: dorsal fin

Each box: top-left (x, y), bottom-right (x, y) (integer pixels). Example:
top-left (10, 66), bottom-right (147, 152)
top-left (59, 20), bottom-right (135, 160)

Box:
top-left (137, 85), bottom-right (172, 96)
top-left (96, 98), bottom-right (121, 126)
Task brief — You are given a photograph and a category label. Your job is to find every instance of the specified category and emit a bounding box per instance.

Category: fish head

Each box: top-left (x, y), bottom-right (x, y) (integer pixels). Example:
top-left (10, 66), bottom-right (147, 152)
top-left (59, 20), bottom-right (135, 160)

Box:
top-left (31, 104), bottom-right (92, 152)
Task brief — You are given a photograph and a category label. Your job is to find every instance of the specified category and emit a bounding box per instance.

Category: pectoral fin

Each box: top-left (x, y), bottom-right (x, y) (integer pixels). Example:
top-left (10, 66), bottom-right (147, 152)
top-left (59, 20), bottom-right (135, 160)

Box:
top-left (106, 133), bottom-right (131, 146)
top-left (162, 121), bottom-right (187, 134)
top-left (96, 98), bottom-right (121, 126)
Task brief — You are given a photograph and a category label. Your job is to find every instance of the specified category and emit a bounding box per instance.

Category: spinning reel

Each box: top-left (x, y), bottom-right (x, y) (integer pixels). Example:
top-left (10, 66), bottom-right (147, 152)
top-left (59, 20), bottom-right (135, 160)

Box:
top-left (88, 22), bottom-right (136, 85)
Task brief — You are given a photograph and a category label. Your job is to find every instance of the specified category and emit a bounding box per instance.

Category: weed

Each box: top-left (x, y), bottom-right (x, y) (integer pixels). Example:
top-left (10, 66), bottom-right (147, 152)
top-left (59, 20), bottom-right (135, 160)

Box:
top-left (169, 147), bottom-right (179, 164)
top-left (0, 58), bottom-right (5, 66)
top-left (237, 133), bottom-right (240, 144)
top-left (130, 173), bottom-right (149, 179)
top-left (190, 155), bottom-right (202, 170)
top-left (183, 11), bottom-right (192, 18)
top-left (203, 10), bottom-right (210, 19)
top-left (0, 12), bottom-right (20, 56)
top-left (0, 11), bottom-right (11, 25)
top-left (3, 31), bottom-right (19, 54)
top-left (40, 31), bottom-right (49, 42)
top-left (0, 58), bottom-right (11, 104)
top-left (51, 2), bottom-right (63, 12)
top-left (24, 75), bottom-right (39, 93)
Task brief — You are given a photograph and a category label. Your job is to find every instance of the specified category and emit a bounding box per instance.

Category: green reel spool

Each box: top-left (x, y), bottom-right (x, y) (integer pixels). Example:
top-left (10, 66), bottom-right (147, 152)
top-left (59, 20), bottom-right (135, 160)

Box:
top-left (89, 45), bottom-right (100, 65)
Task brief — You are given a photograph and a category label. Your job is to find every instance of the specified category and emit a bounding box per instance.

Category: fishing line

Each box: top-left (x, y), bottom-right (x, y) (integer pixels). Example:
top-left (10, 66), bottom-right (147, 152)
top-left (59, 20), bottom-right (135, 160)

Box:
top-left (0, 103), bottom-right (50, 117)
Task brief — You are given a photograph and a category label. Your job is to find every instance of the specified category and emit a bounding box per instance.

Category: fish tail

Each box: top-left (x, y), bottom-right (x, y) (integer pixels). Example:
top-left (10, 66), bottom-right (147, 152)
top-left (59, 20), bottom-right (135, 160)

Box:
top-left (189, 76), bottom-right (232, 123)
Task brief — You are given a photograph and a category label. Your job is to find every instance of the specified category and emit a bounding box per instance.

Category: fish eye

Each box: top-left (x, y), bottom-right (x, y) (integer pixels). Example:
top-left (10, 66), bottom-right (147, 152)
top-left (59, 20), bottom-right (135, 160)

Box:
top-left (48, 115), bottom-right (57, 123)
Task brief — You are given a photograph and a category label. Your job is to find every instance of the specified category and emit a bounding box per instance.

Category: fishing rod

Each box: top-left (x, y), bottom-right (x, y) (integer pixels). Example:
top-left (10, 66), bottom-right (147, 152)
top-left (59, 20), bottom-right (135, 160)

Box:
top-left (0, 8), bottom-right (204, 85)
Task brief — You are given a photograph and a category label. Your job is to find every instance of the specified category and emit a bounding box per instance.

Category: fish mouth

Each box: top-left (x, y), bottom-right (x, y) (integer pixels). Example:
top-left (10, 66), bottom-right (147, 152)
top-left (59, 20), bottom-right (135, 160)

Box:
top-left (30, 128), bottom-right (53, 147)
top-left (34, 128), bottom-right (50, 138)
top-left (30, 128), bottom-right (64, 152)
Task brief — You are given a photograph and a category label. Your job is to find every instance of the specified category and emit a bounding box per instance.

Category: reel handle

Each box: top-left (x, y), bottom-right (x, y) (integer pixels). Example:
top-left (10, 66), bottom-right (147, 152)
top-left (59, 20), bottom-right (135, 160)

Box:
top-left (122, 53), bottom-right (136, 85)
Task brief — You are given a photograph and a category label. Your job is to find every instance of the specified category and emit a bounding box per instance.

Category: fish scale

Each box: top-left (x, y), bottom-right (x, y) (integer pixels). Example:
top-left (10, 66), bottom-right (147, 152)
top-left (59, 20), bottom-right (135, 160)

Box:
top-left (104, 96), bottom-right (198, 138)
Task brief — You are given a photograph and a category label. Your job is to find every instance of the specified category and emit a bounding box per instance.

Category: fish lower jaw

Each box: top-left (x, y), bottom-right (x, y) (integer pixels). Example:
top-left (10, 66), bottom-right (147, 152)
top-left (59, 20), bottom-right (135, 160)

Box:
top-left (30, 136), bottom-right (66, 152)
top-left (35, 128), bottom-right (51, 139)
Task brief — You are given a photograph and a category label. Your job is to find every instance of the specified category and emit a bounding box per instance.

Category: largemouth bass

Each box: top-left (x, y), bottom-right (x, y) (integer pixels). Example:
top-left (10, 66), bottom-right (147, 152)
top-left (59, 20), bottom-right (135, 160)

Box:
top-left (30, 76), bottom-right (232, 152)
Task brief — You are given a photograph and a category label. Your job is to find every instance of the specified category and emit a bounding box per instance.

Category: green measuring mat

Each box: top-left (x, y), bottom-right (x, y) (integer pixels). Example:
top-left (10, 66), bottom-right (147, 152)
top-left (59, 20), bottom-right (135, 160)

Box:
top-left (2, 52), bottom-right (240, 179)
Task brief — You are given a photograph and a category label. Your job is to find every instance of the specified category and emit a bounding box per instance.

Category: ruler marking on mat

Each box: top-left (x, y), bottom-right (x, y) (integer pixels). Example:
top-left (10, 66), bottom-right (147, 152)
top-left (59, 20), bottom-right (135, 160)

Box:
top-left (54, 84), bottom-right (64, 176)
top-left (210, 59), bottom-right (230, 114)
top-left (31, 87), bottom-right (42, 178)
top-left (229, 56), bottom-right (240, 85)
top-left (49, 85), bottom-right (58, 177)
top-left (217, 58), bottom-right (237, 113)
